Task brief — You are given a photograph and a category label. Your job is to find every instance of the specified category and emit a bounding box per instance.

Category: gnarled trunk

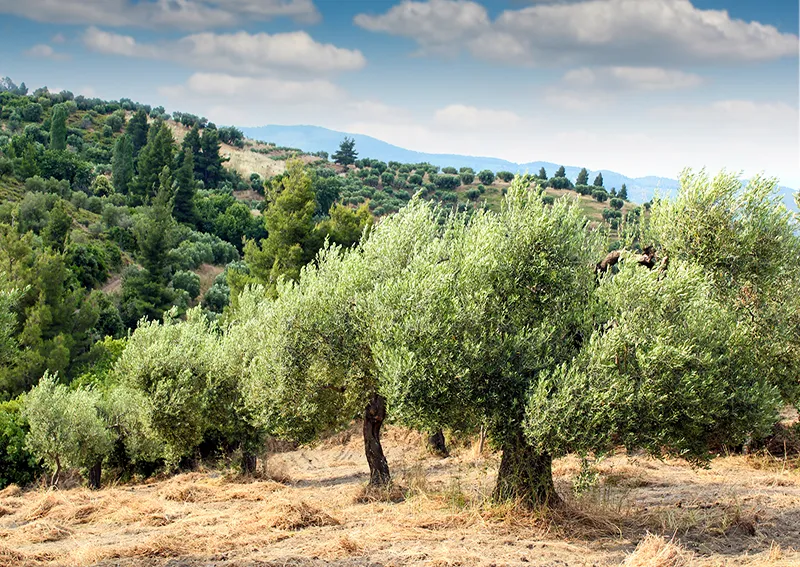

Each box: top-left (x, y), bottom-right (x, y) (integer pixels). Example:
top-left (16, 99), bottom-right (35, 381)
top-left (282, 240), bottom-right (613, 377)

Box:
top-left (493, 431), bottom-right (561, 509)
top-left (363, 393), bottom-right (390, 486)
top-left (241, 451), bottom-right (257, 475)
top-left (88, 460), bottom-right (102, 490)
top-left (427, 429), bottom-right (449, 457)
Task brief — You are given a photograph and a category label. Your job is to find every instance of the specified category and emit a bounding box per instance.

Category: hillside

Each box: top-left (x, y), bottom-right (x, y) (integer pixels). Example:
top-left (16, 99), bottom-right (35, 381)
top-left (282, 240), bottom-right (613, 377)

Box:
top-left (241, 125), bottom-right (799, 211)
top-left (1, 423), bottom-right (798, 567)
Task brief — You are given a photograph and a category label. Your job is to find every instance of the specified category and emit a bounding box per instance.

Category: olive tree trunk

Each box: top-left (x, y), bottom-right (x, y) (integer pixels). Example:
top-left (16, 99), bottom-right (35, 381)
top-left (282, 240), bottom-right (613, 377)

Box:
top-left (493, 431), bottom-right (561, 509)
top-left (241, 451), bottom-right (257, 475)
top-left (88, 460), bottom-right (102, 490)
top-left (363, 393), bottom-right (390, 486)
top-left (427, 429), bottom-right (449, 457)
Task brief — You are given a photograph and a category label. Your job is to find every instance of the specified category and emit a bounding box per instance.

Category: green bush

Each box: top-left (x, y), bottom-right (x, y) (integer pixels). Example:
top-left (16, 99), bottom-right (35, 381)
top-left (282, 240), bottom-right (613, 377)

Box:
top-left (172, 270), bottom-right (201, 300)
top-left (0, 399), bottom-right (42, 489)
top-left (477, 170), bottom-right (495, 185)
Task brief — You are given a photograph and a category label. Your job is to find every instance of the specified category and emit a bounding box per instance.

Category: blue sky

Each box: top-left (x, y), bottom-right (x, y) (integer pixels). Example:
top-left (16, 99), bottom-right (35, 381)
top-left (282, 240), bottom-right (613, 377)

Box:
top-left (0, 0), bottom-right (797, 185)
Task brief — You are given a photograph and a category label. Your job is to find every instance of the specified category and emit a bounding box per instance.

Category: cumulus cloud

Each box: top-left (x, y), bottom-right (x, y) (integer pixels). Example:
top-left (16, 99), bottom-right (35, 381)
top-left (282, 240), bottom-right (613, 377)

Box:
top-left (355, 0), bottom-right (798, 66)
top-left (0, 0), bottom-right (319, 30)
top-left (24, 44), bottom-right (70, 60)
top-left (83, 27), bottom-right (365, 74)
top-left (159, 72), bottom-right (345, 104)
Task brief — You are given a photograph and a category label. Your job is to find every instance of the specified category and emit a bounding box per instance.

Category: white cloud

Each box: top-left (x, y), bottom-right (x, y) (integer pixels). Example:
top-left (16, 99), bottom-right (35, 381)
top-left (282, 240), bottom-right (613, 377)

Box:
top-left (355, 0), bottom-right (798, 66)
top-left (433, 104), bottom-right (519, 129)
top-left (354, 0), bottom-right (490, 54)
top-left (159, 73), bottom-right (345, 104)
top-left (0, 0), bottom-right (319, 30)
top-left (24, 44), bottom-right (69, 60)
top-left (83, 27), bottom-right (366, 75)
top-left (51, 33), bottom-right (67, 44)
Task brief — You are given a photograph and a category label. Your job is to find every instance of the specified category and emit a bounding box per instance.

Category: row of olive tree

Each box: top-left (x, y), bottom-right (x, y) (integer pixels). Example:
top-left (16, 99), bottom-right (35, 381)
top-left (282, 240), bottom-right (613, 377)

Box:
top-left (18, 171), bottom-right (800, 508)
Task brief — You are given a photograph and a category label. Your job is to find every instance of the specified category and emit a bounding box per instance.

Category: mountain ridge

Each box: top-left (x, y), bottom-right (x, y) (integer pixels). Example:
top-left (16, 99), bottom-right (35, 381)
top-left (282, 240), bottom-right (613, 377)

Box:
top-left (240, 124), bottom-right (797, 210)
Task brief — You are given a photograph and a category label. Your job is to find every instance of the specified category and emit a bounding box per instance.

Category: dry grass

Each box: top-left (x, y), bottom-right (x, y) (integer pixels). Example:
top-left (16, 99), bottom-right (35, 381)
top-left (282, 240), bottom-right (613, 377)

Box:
top-left (1, 425), bottom-right (799, 567)
top-left (621, 533), bottom-right (691, 567)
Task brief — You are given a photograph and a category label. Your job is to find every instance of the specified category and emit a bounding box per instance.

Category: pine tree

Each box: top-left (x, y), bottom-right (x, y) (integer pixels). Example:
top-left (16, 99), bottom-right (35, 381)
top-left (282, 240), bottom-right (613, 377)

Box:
top-left (243, 160), bottom-right (320, 291)
top-left (126, 109), bottom-right (149, 157)
top-left (173, 150), bottom-right (196, 225)
top-left (182, 125), bottom-right (202, 179)
top-left (619, 184), bottom-right (628, 201)
top-left (332, 137), bottom-right (357, 167)
top-left (593, 173), bottom-right (604, 188)
top-left (555, 166), bottom-right (567, 178)
top-left (135, 168), bottom-right (174, 283)
top-left (49, 104), bottom-right (68, 151)
top-left (576, 168), bottom-right (589, 186)
top-left (198, 127), bottom-right (223, 188)
top-left (42, 200), bottom-right (72, 252)
top-left (131, 122), bottom-right (175, 203)
top-left (537, 167), bottom-right (547, 180)
top-left (112, 134), bottom-right (134, 195)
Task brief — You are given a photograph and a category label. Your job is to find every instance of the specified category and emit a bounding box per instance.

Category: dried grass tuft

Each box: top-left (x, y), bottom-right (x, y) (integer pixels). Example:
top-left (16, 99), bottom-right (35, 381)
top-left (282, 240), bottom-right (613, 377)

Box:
top-left (158, 481), bottom-right (215, 503)
top-left (0, 484), bottom-right (22, 498)
top-left (621, 533), bottom-right (691, 567)
top-left (353, 483), bottom-right (406, 504)
top-left (23, 492), bottom-right (63, 521)
top-left (15, 521), bottom-right (74, 544)
top-left (261, 498), bottom-right (340, 530)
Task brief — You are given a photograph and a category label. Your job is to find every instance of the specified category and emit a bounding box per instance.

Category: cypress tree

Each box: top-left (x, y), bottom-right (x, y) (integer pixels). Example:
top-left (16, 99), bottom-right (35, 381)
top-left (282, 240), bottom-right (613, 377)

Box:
top-left (198, 127), bottom-right (223, 188)
top-left (593, 173), bottom-right (604, 188)
top-left (126, 109), bottom-right (149, 157)
top-left (112, 134), bottom-right (134, 195)
top-left (576, 168), bottom-right (589, 186)
top-left (173, 149), bottom-right (196, 225)
top-left (131, 122), bottom-right (175, 203)
top-left (49, 104), bottom-right (68, 151)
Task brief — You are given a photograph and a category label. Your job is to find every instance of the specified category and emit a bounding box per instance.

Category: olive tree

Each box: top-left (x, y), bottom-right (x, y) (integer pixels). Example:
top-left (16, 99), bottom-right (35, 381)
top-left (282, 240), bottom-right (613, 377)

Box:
top-left (24, 372), bottom-right (113, 487)
top-left (114, 309), bottom-right (218, 467)
top-left (234, 199), bottom-right (448, 485)
top-left (369, 179), bottom-right (603, 506)
top-left (646, 170), bottom-right (800, 404)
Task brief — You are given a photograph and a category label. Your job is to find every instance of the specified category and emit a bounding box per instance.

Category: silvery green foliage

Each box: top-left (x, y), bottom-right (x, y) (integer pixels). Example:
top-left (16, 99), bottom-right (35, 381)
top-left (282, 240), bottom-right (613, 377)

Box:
top-left (646, 169), bottom-right (800, 404)
top-left (527, 258), bottom-right (781, 463)
top-left (230, 196), bottom-right (451, 443)
top-left (370, 179), bottom-right (603, 444)
top-left (24, 372), bottom-right (113, 476)
top-left (100, 385), bottom-right (165, 464)
top-left (114, 308), bottom-right (218, 466)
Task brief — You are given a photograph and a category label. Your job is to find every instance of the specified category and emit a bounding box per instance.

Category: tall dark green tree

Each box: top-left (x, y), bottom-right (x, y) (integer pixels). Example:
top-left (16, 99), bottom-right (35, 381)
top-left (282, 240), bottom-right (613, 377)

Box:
top-left (182, 125), bottom-right (201, 177)
top-left (198, 127), bottom-right (223, 188)
top-left (126, 109), bottom-right (149, 157)
top-left (576, 168), bottom-right (589, 186)
top-left (112, 134), bottom-right (134, 195)
top-left (172, 149), bottom-right (196, 225)
top-left (619, 183), bottom-right (628, 200)
top-left (555, 166), bottom-right (567, 178)
top-left (332, 137), bottom-right (357, 167)
top-left (131, 122), bottom-right (175, 203)
top-left (49, 104), bottom-right (68, 151)
top-left (593, 172), bottom-right (604, 187)
top-left (134, 168), bottom-right (175, 284)
top-left (538, 167), bottom-right (547, 180)
top-left (42, 200), bottom-right (72, 252)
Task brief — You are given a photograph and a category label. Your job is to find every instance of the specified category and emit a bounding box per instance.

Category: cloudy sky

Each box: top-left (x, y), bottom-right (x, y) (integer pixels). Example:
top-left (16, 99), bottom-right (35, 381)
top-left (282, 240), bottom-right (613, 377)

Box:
top-left (0, 0), bottom-right (797, 185)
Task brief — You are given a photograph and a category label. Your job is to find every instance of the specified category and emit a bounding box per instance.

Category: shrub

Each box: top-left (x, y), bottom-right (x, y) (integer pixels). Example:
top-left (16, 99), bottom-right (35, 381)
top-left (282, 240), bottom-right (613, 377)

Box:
top-left (477, 170), bottom-right (495, 185)
top-left (609, 198), bottom-right (624, 210)
top-left (172, 270), bottom-right (201, 300)
top-left (460, 172), bottom-right (475, 185)
top-left (592, 190), bottom-right (609, 202)
top-left (497, 171), bottom-right (514, 182)
top-left (0, 399), bottom-right (42, 489)
top-left (465, 188), bottom-right (480, 201)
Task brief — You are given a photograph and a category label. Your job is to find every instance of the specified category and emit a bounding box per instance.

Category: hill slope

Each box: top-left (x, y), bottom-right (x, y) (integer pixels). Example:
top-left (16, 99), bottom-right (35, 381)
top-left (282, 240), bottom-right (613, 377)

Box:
top-left (241, 125), bottom-right (798, 210)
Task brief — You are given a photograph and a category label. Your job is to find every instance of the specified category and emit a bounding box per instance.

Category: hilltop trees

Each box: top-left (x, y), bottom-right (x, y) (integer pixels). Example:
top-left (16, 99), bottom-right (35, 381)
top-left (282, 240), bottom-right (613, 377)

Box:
top-left (125, 109), bottom-right (149, 157)
top-left (333, 137), bottom-right (358, 167)
top-left (576, 168), bottom-right (589, 186)
top-left (619, 184), bottom-right (628, 200)
top-left (593, 173), bottom-right (604, 188)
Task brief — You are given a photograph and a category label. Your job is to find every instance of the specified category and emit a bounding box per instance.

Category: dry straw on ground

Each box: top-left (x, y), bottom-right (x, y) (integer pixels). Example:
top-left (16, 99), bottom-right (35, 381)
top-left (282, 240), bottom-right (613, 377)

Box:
top-left (1, 424), bottom-right (799, 567)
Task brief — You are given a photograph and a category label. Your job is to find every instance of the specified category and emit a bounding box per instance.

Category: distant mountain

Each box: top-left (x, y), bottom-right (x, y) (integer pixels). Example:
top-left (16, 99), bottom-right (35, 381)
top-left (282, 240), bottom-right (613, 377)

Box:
top-left (240, 124), bottom-right (797, 210)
